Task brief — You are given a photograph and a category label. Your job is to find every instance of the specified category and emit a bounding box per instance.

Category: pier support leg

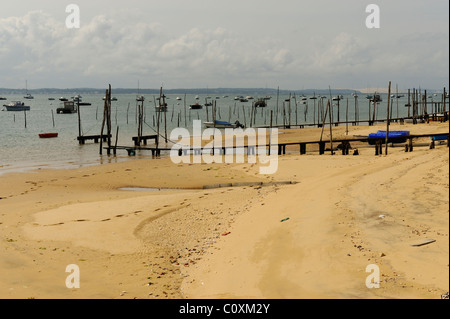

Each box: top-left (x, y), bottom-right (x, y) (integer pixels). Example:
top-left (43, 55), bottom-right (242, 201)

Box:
top-left (319, 142), bottom-right (325, 155)
top-left (375, 141), bottom-right (382, 155)
top-left (430, 140), bottom-right (435, 149)
top-left (300, 143), bottom-right (306, 155)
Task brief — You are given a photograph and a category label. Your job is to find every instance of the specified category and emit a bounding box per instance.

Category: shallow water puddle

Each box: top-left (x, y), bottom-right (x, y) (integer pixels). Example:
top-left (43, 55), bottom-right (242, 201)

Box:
top-left (119, 187), bottom-right (179, 192)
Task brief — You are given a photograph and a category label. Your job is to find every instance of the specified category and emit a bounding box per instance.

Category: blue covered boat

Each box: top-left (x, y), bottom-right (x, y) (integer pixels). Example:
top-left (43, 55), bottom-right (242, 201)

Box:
top-left (368, 130), bottom-right (410, 145)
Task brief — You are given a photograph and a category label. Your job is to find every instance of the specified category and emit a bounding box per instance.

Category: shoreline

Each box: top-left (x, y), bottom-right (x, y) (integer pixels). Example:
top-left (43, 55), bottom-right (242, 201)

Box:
top-left (0, 121), bottom-right (448, 299)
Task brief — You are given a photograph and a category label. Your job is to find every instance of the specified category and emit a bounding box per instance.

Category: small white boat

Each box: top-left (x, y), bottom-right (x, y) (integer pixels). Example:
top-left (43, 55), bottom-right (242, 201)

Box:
top-left (3, 101), bottom-right (30, 111)
top-left (176, 97), bottom-right (182, 100)
top-left (24, 81), bottom-right (34, 99)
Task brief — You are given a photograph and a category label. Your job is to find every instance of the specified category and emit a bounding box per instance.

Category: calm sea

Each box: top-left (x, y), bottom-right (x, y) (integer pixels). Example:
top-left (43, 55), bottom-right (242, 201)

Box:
top-left (0, 92), bottom-right (415, 175)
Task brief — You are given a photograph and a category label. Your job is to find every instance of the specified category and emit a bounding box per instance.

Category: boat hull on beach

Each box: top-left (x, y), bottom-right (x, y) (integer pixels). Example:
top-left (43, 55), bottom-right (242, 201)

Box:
top-left (368, 130), bottom-right (410, 145)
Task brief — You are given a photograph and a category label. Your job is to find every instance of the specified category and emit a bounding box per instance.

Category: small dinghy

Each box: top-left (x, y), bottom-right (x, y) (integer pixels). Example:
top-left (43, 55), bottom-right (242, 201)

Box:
top-left (39, 133), bottom-right (58, 138)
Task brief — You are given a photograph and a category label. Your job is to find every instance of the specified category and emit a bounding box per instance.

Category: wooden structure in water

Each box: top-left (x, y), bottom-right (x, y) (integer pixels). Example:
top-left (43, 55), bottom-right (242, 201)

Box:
top-left (77, 134), bottom-right (111, 145)
top-left (105, 132), bottom-right (448, 157)
top-left (132, 134), bottom-right (158, 146)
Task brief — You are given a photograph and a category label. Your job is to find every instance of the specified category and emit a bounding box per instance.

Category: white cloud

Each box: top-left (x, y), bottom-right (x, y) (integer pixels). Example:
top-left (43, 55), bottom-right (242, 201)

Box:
top-left (0, 3), bottom-right (448, 90)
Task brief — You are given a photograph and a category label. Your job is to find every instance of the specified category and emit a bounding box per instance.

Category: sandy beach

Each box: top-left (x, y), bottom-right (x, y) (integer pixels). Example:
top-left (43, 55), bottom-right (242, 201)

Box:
top-left (0, 121), bottom-right (448, 299)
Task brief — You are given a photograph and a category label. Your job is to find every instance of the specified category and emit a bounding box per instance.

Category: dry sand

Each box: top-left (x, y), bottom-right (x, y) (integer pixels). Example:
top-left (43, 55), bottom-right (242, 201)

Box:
top-left (0, 122), bottom-right (448, 299)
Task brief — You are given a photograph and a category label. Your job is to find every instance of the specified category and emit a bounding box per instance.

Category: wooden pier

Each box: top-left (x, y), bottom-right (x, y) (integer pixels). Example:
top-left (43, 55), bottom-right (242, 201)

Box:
top-left (255, 111), bottom-right (449, 130)
top-left (77, 134), bottom-right (111, 145)
top-left (132, 134), bottom-right (158, 146)
top-left (105, 132), bottom-right (448, 157)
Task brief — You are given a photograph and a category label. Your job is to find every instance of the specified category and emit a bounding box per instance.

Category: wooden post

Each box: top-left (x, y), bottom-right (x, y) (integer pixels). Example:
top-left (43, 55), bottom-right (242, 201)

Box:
top-left (443, 87), bottom-right (447, 121)
top-left (275, 86), bottom-right (279, 125)
top-left (99, 89), bottom-right (107, 154)
top-left (164, 94), bottom-right (168, 143)
top-left (288, 94), bottom-right (291, 127)
top-left (250, 102), bottom-right (254, 128)
top-left (424, 90), bottom-right (427, 118)
top-left (337, 97), bottom-right (340, 125)
top-left (396, 84), bottom-right (399, 119)
top-left (346, 98), bottom-right (349, 135)
top-left (184, 93), bottom-right (187, 127)
top-left (268, 110), bottom-right (273, 155)
top-left (77, 99), bottom-right (81, 139)
top-left (107, 85), bottom-right (112, 155)
top-left (385, 81), bottom-right (391, 155)
top-left (372, 92), bottom-right (377, 123)
top-left (406, 88), bottom-right (410, 118)
top-left (329, 98), bottom-right (334, 155)
top-left (127, 102), bottom-right (130, 125)
top-left (114, 126), bottom-right (119, 155)
top-left (320, 100), bottom-right (330, 142)
top-left (212, 101), bottom-right (216, 156)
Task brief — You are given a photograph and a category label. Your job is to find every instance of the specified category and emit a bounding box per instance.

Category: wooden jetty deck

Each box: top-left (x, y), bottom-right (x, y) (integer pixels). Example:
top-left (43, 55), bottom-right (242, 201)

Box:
top-left (105, 132), bottom-right (448, 157)
top-left (132, 134), bottom-right (158, 146)
top-left (256, 111), bottom-right (449, 129)
top-left (77, 134), bottom-right (111, 145)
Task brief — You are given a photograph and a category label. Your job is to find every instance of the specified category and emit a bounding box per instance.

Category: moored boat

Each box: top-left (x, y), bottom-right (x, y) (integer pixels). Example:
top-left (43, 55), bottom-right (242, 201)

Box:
top-left (56, 101), bottom-right (77, 114)
top-left (190, 103), bottom-right (203, 110)
top-left (368, 130), bottom-right (410, 145)
top-left (254, 98), bottom-right (267, 107)
top-left (3, 101), bottom-right (30, 111)
top-left (39, 133), bottom-right (58, 138)
top-left (204, 120), bottom-right (244, 129)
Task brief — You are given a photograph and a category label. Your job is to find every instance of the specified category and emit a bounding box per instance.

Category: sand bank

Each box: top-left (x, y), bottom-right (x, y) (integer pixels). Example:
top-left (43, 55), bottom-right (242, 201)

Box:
top-left (0, 122), bottom-right (448, 299)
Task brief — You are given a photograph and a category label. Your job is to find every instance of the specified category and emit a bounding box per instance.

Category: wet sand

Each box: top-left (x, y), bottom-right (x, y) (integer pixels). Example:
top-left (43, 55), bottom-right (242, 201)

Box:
top-left (0, 121), bottom-right (448, 299)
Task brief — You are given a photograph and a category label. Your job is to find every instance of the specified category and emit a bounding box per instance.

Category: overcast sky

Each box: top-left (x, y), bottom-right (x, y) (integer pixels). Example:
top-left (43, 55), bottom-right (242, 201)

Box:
top-left (0, 0), bottom-right (448, 90)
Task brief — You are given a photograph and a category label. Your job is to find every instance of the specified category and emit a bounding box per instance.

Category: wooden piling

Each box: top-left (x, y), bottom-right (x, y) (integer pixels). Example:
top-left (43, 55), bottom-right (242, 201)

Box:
top-left (99, 89), bottom-right (107, 155)
top-left (77, 99), bottom-right (81, 139)
top-left (328, 99), bottom-right (334, 155)
top-left (385, 81), bottom-right (391, 155)
top-left (346, 98), bottom-right (349, 135)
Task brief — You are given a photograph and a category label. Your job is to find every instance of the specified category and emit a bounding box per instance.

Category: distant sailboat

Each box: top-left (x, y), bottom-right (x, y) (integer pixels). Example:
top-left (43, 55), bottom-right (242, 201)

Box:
top-left (24, 80), bottom-right (34, 99)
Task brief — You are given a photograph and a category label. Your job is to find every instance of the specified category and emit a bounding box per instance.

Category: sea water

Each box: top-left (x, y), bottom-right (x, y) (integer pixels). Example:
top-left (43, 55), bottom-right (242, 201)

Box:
top-left (0, 92), bottom-right (415, 175)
